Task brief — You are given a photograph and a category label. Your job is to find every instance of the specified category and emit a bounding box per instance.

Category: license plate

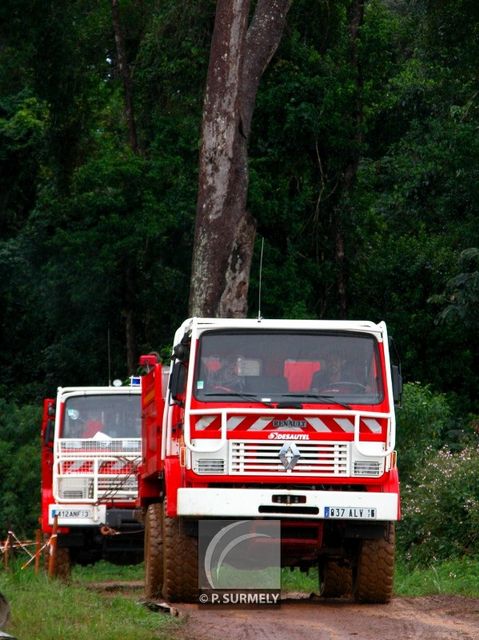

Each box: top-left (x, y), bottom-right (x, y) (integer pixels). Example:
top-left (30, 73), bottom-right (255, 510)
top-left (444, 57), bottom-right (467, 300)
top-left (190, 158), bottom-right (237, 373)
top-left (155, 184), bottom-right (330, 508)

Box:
top-left (52, 508), bottom-right (90, 519)
top-left (324, 506), bottom-right (376, 519)
top-left (48, 504), bottom-right (106, 525)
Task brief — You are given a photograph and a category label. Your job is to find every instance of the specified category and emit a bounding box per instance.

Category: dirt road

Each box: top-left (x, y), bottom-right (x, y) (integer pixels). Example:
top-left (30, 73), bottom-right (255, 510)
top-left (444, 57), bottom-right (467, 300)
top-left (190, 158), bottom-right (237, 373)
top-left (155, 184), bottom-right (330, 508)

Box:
top-left (173, 594), bottom-right (479, 640)
top-left (89, 582), bottom-right (479, 639)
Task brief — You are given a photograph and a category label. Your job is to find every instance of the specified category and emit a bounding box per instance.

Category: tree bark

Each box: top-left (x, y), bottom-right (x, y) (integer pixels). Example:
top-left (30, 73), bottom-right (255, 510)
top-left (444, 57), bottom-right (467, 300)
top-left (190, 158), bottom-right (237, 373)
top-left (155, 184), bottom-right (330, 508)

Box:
top-left (334, 0), bottom-right (365, 319)
top-left (111, 0), bottom-right (140, 154)
top-left (189, 0), bottom-right (292, 318)
top-left (122, 265), bottom-right (138, 375)
top-left (111, 0), bottom-right (141, 370)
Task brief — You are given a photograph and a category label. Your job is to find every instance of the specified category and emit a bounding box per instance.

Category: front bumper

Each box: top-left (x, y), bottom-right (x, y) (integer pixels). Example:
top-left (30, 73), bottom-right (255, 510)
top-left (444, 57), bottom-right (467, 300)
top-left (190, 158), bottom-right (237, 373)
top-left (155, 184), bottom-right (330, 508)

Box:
top-left (177, 487), bottom-right (399, 521)
top-left (48, 505), bottom-right (138, 528)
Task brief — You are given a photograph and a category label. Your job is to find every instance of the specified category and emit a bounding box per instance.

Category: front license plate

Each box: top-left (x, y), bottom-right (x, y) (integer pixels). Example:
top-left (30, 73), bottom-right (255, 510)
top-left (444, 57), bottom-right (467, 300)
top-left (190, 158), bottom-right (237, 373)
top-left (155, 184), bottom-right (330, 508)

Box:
top-left (52, 508), bottom-right (90, 519)
top-left (48, 504), bottom-right (106, 525)
top-left (324, 506), bottom-right (376, 519)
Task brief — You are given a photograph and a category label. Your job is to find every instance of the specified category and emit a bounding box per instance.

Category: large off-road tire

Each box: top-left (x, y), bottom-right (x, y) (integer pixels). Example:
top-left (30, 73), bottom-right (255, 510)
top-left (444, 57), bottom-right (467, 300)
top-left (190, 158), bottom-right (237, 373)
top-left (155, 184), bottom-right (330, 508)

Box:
top-left (144, 503), bottom-right (164, 599)
top-left (162, 502), bottom-right (198, 603)
top-left (353, 524), bottom-right (395, 604)
top-left (319, 560), bottom-right (352, 598)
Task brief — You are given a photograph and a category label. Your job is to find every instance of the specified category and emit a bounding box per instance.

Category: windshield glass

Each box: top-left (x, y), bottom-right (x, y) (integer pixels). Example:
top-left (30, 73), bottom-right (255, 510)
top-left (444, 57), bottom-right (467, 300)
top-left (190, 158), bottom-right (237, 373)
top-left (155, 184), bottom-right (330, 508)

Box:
top-left (62, 394), bottom-right (141, 438)
top-left (194, 330), bottom-right (383, 405)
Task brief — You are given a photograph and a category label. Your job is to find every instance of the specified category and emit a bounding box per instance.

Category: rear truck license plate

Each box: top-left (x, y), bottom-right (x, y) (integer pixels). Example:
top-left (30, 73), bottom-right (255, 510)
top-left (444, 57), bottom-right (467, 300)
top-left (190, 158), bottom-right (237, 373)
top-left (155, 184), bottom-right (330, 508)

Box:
top-left (324, 506), bottom-right (376, 519)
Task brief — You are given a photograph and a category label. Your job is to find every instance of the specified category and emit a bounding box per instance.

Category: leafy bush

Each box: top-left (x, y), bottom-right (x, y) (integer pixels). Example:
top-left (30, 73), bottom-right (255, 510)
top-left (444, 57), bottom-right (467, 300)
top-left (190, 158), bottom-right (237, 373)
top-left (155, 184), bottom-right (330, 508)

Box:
top-left (399, 445), bottom-right (479, 565)
top-left (396, 382), bottom-right (453, 482)
top-left (0, 400), bottom-right (41, 538)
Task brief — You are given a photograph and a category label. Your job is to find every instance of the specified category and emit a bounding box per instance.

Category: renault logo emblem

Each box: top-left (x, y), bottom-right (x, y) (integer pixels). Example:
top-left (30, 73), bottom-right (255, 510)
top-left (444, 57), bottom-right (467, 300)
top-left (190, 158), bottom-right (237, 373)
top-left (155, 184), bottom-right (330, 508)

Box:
top-left (279, 442), bottom-right (301, 471)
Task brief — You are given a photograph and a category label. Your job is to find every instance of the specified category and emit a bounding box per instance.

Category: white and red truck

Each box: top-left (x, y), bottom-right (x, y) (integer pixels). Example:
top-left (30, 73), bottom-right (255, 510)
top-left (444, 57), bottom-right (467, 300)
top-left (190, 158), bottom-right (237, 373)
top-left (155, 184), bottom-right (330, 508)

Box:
top-left (40, 380), bottom-right (143, 575)
top-left (138, 318), bottom-right (402, 603)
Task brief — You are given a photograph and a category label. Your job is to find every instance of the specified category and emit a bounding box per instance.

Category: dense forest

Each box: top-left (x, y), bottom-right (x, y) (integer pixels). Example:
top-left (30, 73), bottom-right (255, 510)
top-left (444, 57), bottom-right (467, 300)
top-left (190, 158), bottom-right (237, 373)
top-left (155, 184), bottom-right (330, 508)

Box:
top-left (1, 0), bottom-right (479, 556)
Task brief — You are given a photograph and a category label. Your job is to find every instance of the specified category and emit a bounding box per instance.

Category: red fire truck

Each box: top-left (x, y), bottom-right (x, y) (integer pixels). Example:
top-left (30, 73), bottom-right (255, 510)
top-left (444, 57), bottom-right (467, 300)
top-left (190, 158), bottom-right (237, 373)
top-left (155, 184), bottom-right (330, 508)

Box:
top-left (40, 381), bottom-right (143, 575)
top-left (138, 318), bottom-right (402, 603)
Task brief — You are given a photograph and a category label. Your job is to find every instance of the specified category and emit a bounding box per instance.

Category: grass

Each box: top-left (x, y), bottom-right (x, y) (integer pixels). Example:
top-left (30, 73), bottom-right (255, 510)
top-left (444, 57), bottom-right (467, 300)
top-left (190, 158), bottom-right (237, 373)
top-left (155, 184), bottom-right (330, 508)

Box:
top-left (283, 558), bottom-right (479, 598)
top-left (395, 557), bottom-right (479, 597)
top-left (72, 559), bottom-right (144, 582)
top-left (2, 556), bottom-right (479, 639)
top-left (282, 567), bottom-right (318, 593)
top-left (0, 561), bottom-right (180, 640)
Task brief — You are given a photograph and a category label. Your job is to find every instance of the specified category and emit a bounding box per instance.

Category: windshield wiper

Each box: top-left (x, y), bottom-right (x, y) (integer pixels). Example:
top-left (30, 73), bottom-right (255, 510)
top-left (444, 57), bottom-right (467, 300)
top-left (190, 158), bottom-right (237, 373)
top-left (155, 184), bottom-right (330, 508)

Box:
top-left (203, 392), bottom-right (274, 407)
top-left (282, 393), bottom-right (351, 410)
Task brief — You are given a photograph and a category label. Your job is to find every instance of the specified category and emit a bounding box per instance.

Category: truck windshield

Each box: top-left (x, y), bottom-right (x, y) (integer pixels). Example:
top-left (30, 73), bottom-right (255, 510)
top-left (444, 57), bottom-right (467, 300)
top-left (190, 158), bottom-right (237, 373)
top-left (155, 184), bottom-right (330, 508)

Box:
top-left (194, 330), bottom-right (383, 405)
top-left (62, 394), bottom-right (141, 438)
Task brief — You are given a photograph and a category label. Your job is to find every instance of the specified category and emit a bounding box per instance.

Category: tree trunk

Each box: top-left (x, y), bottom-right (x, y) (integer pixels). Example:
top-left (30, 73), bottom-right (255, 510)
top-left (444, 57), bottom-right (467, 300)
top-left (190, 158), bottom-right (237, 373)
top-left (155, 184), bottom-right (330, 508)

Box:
top-left (334, 0), bottom-right (365, 319)
top-left (112, 0), bottom-right (140, 370)
top-left (122, 265), bottom-right (138, 375)
top-left (111, 0), bottom-right (140, 154)
top-left (189, 0), bottom-right (292, 318)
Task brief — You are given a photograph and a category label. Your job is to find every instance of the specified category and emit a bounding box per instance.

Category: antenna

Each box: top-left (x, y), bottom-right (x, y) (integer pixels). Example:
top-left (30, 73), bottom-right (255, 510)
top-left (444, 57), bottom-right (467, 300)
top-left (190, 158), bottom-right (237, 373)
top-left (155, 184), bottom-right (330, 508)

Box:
top-left (257, 236), bottom-right (264, 321)
top-left (107, 327), bottom-right (112, 386)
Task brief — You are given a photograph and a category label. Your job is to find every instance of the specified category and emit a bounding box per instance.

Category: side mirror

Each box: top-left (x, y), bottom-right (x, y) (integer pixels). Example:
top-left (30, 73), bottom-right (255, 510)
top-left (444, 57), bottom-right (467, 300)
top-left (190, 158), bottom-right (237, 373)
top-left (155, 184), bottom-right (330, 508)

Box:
top-left (44, 418), bottom-right (55, 445)
top-left (388, 336), bottom-right (402, 405)
top-left (173, 337), bottom-right (190, 362)
top-left (391, 365), bottom-right (403, 405)
top-left (169, 361), bottom-right (186, 403)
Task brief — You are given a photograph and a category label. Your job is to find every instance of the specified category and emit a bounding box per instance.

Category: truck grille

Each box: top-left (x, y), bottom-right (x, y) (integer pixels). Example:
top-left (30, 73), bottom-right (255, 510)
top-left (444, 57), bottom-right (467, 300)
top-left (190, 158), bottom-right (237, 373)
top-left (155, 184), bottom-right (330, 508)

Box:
top-left (59, 439), bottom-right (141, 454)
top-left (55, 438), bottom-right (141, 502)
top-left (194, 459), bottom-right (226, 474)
top-left (229, 440), bottom-right (349, 476)
top-left (353, 460), bottom-right (382, 477)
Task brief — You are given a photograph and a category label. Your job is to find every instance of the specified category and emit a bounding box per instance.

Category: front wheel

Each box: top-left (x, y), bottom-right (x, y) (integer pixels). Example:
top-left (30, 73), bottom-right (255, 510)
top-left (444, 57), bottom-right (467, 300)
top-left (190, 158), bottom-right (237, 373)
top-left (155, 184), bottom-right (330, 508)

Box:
top-left (353, 524), bottom-right (395, 604)
top-left (162, 502), bottom-right (198, 603)
top-left (144, 503), bottom-right (164, 599)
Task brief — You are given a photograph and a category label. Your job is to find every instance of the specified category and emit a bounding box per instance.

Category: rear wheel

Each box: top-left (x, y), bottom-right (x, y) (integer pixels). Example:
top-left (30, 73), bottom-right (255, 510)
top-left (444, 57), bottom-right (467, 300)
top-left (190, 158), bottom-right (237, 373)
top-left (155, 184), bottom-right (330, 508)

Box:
top-left (353, 524), bottom-right (395, 604)
top-left (43, 534), bottom-right (71, 580)
top-left (55, 547), bottom-right (71, 581)
top-left (319, 560), bottom-right (352, 598)
top-left (144, 503), bottom-right (164, 599)
top-left (162, 501), bottom-right (198, 603)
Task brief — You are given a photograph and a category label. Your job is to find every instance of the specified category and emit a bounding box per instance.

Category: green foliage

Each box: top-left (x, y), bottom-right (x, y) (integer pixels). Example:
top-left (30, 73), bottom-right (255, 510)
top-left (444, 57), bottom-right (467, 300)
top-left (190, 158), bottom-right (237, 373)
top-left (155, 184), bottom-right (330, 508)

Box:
top-left (0, 565), bottom-right (178, 640)
top-left (431, 248), bottom-right (479, 329)
top-left (72, 559), bottom-right (144, 582)
top-left (0, 401), bottom-right (41, 536)
top-left (1, 0), bottom-right (479, 414)
top-left (399, 445), bottom-right (479, 565)
top-left (396, 383), bottom-right (479, 566)
top-left (1, 0), bottom-right (479, 571)
top-left (396, 382), bottom-right (453, 482)
top-left (395, 556), bottom-right (479, 597)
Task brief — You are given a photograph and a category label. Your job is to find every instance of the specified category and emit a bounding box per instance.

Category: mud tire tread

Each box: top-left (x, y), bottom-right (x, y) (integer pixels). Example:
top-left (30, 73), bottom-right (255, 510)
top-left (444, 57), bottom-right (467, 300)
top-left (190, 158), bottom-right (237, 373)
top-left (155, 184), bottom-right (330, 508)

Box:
top-left (144, 503), bottom-right (164, 599)
top-left (162, 502), bottom-right (198, 603)
top-left (354, 524), bottom-right (395, 604)
top-left (320, 561), bottom-right (352, 598)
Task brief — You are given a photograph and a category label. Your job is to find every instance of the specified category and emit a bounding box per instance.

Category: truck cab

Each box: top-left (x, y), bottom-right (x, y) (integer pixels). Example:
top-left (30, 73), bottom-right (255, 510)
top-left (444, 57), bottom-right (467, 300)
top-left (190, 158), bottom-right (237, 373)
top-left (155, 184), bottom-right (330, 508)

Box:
top-left (139, 318), bottom-right (401, 603)
top-left (41, 381), bottom-right (143, 574)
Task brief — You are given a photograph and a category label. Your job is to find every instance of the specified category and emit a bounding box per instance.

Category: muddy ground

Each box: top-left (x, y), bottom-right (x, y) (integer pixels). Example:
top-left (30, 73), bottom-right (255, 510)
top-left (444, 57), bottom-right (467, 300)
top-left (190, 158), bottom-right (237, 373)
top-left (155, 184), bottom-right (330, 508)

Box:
top-left (90, 583), bottom-right (479, 640)
top-left (173, 594), bottom-right (479, 640)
